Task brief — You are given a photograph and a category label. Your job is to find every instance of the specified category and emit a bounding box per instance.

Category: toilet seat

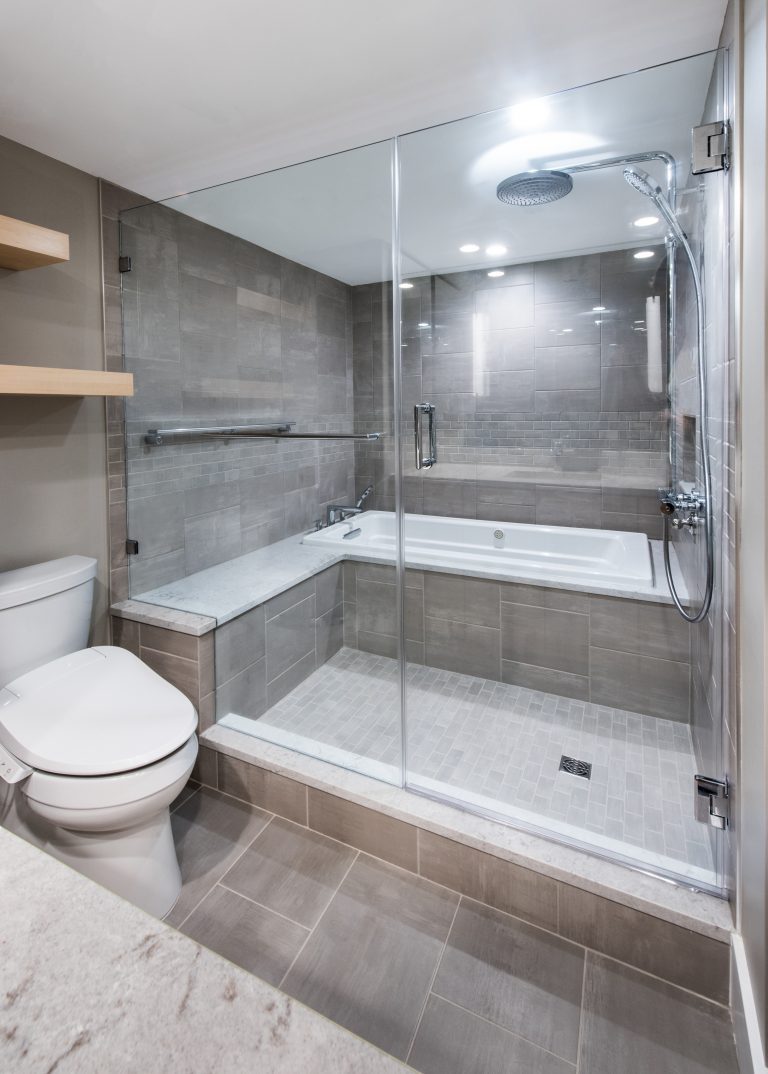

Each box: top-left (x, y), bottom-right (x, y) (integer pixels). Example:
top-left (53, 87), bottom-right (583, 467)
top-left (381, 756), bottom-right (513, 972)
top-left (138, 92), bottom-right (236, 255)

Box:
top-left (0, 646), bottom-right (197, 776)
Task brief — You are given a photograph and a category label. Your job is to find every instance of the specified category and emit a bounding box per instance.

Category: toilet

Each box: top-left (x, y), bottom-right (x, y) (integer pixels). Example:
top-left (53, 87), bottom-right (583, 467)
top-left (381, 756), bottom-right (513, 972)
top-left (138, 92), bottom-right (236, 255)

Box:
top-left (0, 556), bottom-right (198, 918)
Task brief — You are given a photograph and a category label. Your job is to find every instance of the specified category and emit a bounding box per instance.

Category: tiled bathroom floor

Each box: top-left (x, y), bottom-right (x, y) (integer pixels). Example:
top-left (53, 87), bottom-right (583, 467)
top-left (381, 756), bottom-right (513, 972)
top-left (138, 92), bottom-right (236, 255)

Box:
top-left (169, 787), bottom-right (737, 1074)
top-left (230, 647), bottom-right (715, 885)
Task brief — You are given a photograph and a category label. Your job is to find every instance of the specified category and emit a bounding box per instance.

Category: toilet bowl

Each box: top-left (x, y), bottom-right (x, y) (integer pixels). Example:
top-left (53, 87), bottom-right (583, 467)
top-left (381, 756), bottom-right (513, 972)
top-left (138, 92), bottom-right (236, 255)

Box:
top-left (0, 558), bottom-right (198, 918)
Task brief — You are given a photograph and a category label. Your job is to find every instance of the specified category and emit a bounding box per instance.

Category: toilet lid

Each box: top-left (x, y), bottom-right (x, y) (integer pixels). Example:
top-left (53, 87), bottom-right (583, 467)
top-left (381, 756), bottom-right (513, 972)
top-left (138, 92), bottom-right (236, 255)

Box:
top-left (0, 646), bottom-right (197, 776)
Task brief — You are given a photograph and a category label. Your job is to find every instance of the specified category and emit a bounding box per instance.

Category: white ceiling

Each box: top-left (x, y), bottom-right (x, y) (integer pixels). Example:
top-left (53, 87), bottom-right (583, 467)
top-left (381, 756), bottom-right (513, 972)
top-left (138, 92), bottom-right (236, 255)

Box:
top-left (160, 52), bottom-right (717, 284)
top-left (0, 0), bottom-right (727, 204)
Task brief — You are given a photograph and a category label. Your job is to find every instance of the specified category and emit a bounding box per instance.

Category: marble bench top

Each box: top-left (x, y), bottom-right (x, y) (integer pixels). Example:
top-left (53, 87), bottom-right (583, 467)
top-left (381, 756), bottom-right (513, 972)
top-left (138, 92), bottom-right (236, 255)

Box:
top-left (0, 827), bottom-right (405, 1074)
top-left (113, 530), bottom-right (684, 631)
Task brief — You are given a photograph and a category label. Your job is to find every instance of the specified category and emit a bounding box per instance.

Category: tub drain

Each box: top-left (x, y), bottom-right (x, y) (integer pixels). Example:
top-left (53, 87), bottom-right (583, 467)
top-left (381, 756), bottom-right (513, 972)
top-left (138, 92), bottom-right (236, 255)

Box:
top-left (559, 755), bottom-right (592, 779)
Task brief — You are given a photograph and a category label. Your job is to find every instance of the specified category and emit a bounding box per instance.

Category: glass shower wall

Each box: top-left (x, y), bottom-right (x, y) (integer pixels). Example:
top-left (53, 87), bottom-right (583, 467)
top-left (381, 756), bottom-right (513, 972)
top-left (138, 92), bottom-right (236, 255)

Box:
top-left (396, 51), bottom-right (728, 892)
top-left (117, 49), bottom-right (731, 895)
top-left (120, 139), bottom-right (404, 784)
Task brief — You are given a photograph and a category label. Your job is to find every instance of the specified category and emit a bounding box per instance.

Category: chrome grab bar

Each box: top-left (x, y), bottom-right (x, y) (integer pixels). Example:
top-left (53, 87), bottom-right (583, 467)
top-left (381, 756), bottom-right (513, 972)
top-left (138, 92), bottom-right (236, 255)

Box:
top-left (414, 403), bottom-right (437, 470)
top-left (144, 423), bottom-right (382, 446)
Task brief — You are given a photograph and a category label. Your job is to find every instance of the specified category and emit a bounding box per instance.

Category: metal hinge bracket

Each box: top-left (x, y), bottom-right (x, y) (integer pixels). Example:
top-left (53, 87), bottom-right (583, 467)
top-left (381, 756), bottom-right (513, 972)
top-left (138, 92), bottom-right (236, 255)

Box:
top-left (125, 538), bottom-right (139, 556)
top-left (694, 774), bottom-right (729, 829)
top-left (119, 255), bottom-right (132, 273)
top-left (692, 122), bottom-right (729, 174)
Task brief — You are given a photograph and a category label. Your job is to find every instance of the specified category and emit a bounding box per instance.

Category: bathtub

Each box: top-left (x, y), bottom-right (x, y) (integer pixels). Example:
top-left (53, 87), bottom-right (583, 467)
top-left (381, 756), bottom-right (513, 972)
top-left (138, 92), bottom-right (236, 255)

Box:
top-left (303, 511), bottom-right (653, 589)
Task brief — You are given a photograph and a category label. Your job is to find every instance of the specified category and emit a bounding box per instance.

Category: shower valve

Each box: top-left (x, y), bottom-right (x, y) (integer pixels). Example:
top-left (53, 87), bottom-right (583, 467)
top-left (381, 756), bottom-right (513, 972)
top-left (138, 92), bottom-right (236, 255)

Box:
top-left (658, 488), bottom-right (706, 529)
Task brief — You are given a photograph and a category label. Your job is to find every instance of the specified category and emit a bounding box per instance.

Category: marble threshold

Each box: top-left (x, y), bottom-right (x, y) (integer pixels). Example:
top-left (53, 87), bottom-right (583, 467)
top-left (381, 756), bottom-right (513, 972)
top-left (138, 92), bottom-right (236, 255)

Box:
top-left (0, 826), bottom-right (406, 1074)
top-left (201, 723), bottom-right (733, 945)
top-left (114, 530), bottom-right (684, 631)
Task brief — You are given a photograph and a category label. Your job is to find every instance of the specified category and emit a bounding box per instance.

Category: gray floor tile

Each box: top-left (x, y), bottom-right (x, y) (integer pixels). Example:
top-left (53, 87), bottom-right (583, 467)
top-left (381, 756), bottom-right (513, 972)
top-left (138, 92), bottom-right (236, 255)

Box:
top-left (179, 884), bottom-right (308, 986)
top-left (432, 898), bottom-right (584, 1063)
top-left (166, 787), bottom-right (271, 927)
top-left (409, 995), bottom-right (575, 1074)
top-left (579, 953), bottom-right (739, 1074)
top-left (282, 855), bottom-right (459, 1059)
top-left (249, 647), bottom-right (715, 879)
top-left (221, 816), bottom-right (357, 928)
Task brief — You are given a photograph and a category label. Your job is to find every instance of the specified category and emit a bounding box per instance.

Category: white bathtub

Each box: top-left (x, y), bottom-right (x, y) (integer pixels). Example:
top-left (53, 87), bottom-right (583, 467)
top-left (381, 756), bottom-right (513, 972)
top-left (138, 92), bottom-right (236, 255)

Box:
top-left (303, 511), bottom-right (653, 589)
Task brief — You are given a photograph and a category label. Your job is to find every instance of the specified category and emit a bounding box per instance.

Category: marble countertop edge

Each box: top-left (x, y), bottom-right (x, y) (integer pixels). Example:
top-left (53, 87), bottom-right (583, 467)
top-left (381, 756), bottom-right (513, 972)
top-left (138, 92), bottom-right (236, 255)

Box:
top-left (0, 827), bottom-right (407, 1074)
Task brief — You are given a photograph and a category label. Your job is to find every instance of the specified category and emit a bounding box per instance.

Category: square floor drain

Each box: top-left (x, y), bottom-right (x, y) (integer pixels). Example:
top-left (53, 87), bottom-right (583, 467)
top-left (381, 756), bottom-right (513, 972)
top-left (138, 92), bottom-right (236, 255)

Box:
top-left (559, 755), bottom-right (592, 779)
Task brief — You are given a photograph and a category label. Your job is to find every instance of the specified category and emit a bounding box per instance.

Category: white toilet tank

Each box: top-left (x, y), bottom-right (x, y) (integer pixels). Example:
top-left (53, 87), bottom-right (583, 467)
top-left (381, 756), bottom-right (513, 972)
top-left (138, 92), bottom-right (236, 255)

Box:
top-left (0, 556), bottom-right (97, 686)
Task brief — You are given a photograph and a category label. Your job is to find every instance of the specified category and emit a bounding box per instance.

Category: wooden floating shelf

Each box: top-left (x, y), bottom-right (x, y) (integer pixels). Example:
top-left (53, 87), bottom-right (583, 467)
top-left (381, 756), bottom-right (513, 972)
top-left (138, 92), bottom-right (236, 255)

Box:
top-left (0, 364), bottom-right (134, 397)
top-left (0, 214), bottom-right (70, 271)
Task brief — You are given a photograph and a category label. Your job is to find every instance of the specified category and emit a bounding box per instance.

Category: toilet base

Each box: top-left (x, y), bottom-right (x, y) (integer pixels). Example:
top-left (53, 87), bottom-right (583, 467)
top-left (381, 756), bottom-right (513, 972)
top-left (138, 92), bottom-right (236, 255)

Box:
top-left (4, 793), bottom-right (182, 918)
top-left (43, 809), bottom-right (182, 918)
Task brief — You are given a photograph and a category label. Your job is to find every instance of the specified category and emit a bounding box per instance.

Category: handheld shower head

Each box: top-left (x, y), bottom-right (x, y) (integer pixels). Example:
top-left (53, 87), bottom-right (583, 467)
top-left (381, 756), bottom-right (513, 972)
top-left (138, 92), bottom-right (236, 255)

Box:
top-left (622, 166), bottom-right (663, 199)
top-left (623, 165), bottom-right (683, 244)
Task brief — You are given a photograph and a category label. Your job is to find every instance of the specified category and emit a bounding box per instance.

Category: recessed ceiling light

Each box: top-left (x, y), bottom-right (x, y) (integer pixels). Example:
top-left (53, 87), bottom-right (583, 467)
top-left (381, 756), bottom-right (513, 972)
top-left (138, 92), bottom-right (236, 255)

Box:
top-left (592, 305), bottom-right (606, 312)
top-left (594, 319), bottom-right (602, 325)
top-left (562, 328), bottom-right (573, 333)
top-left (509, 97), bottom-right (551, 130)
top-left (633, 250), bottom-right (655, 260)
top-left (459, 243), bottom-right (480, 253)
top-left (485, 244), bottom-right (508, 257)
top-left (417, 322), bottom-right (430, 328)
top-left (399, 281), bottom-right (414, 289)
top-left (633, 215), bottom-right (659, 228)
top-left (487, 270), bottom-right (505, 278)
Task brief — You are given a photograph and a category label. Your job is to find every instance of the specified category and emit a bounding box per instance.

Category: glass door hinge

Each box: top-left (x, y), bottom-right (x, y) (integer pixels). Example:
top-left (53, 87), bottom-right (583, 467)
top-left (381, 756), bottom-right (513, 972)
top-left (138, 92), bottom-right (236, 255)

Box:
top-left (692, 122), bottom-right (729, 174)
top-left (694, 774), bottom-right (729, 829)
top-left (126, 538), bottom-right (139, 556)
top-left (119, 255), bottom-right (132, 273)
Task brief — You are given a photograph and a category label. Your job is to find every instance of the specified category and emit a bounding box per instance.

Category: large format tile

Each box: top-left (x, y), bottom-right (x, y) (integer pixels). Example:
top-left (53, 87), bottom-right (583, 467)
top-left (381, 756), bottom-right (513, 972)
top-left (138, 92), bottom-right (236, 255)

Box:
top-left (282, 856), bottom-right (459, 1059)
top-left (432, 899), bottom-right (584, 1063)
top-left (589, 594), bottom-right (691, 662)
top-left (579, 953), bottom-right (738, 1074)
top-left (179, 884), bottom-right (308, 985)
top-left (418, 831), bottom-right (558, 932)
top-left (167, 788), bottom-right (271, 926)
top-left (217, 753), bottom-right (307, 823)
top-left (501, 602), bottom-right (588, 676)
top-left (308, 788), bottom-right (418, 871)
top-left (558, 887), bottom-right (729, 1003)
top-left (589, 647), bottom-right (690, 722)
top-left (424, 616), bottom-right (500, 679)
top-left (221, 817), bottom-right (357, 928)
top-left (409, 995), bottom-right (573, 1074)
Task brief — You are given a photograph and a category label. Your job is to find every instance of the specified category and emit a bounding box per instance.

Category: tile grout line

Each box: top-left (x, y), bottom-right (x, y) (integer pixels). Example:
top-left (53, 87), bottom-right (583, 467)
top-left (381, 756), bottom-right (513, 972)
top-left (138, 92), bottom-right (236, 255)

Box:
top-left (176, 784), bottom-right (729, 1008)
top-left (403, 893), bottom-right (462, 1066)
top-left (422, 991), bottom-right (578, 1070)
top-left (172, 811), bottom-right (278, 931)
top-left (575, 947), bottom-right (589, 1074)
top-left (215, 880), bottom-right (313, 932)
top-left (277, 849), bottom-right (361, 992)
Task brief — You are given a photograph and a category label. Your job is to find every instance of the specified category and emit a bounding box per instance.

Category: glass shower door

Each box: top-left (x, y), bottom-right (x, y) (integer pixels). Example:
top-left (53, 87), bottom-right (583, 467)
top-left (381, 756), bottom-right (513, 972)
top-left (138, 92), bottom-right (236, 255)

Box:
top-left (120, 137), bottom-right (406, 786)
top-left (396, 51), bottom-right (729, 893)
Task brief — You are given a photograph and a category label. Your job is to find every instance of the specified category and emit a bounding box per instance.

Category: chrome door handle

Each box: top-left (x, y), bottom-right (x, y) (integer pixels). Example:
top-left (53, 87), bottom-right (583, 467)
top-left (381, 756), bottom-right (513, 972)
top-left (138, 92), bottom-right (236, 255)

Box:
top-left (414, 403), bottom-right (437, 469)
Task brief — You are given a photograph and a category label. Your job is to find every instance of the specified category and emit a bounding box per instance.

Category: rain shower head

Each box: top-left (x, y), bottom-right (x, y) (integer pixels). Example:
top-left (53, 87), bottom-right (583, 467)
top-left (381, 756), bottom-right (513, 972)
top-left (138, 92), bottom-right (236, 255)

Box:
top-left (496, 170), bottom-right (573, 206)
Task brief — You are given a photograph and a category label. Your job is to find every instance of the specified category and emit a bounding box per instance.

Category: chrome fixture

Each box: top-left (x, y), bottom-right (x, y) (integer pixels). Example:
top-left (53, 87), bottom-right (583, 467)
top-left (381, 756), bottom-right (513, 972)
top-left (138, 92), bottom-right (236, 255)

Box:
top-left (326, 484), bottom-right (375, 528)
top-left (496, 170), bottom-right (573, 206)
top-left (694, 775), bottom-right (729, 829)
top-left (414, 403), bottom-right (437, 470)
top-left (144, 423), bottom-right (382, 446)
top-left (691, 121), bottom-right (729, 174)
top-left (342, 527), bottom-right (362, 540)
top-left (624, 164), bottom-right (714, 624)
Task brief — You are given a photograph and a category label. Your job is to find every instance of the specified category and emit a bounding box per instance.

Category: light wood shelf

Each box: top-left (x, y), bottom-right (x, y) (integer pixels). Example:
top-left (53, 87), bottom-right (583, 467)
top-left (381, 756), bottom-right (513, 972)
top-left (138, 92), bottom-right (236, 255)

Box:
top-left (0, 365), bottom-right (134, 397)
top-left (0, 214), bottom-right (70, 270)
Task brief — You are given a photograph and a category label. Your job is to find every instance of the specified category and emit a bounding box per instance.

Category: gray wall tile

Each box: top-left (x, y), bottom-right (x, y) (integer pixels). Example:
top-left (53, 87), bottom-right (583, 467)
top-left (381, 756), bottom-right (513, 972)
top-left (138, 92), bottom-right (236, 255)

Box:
top-left (502, 603), bottom-right (589, 676)
top-left (590, 647), bottom-right (690, 721)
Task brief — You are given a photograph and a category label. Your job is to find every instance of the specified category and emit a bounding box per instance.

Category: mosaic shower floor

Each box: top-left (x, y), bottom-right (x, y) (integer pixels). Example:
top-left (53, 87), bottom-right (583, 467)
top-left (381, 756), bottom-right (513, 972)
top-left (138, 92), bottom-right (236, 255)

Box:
top-left (225, 647), bottom-right (716, 887)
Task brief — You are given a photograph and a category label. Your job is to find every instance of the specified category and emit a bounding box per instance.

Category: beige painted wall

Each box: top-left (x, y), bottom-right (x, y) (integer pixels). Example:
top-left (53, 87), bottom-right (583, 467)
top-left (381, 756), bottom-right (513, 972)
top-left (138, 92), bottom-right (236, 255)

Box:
top-left (0, 134), bottom-right (109, 642)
